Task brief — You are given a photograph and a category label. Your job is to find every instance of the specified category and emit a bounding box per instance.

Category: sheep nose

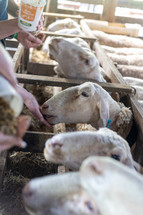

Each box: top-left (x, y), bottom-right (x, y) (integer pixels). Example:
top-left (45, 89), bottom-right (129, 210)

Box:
top-left (41, 103), bottom-right (49, 110)
top-left (23, 184), bottom-right (34, 199)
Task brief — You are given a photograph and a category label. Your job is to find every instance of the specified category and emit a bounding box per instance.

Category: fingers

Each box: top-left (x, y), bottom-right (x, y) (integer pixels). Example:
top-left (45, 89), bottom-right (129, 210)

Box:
top-left (31, 106), bottom-right (51, 127)
top-left (36, 14), bottom-right (44, 33)
top-left (0, 133), bottom-right (27, 152)
top-left (36, 33), bottom-right (45, 42)
top-left (27, 33), bottom-right (42, 44)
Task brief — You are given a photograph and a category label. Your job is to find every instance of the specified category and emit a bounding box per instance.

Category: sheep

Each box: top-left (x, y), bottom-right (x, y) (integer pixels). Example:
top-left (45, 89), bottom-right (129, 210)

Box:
top-left (124, 77), bottom-right (143, 87)
top-left (117, 65), bottom-right (143, 79)
top-left (41, 82), bottom-right (133, 138)
top-left (122, 77), bottom-right (143, 100)
top-left (54, 28), bottom-right (85, 36)
top-left (22, 172), bottom-right (100, 215)
top-left (44, 127), bottom-right (136, 171)
top-left (93, 30), bottom-right (143, 48)
top-left (107, 53), bottom-right (143, 66)
top-left (80, 156), bottom-right (143, 215)
top-left (138, 100), bottom-right (143, 109)
top-left (102, 45), bottom-right (143, 55)
top-left (43, 37), bottom-right (106, 82)
top-left (47, 18), bottom-right (81, 32)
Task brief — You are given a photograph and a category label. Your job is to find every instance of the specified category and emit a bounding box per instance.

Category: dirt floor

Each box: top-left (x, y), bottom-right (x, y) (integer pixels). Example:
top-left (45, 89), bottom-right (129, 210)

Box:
top-left (0, 151), bottom-right (58, 215)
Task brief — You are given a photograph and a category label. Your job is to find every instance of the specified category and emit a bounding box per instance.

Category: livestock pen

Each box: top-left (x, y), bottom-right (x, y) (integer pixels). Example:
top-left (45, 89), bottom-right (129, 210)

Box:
top-left (1, 5), bottom-right (143, 215)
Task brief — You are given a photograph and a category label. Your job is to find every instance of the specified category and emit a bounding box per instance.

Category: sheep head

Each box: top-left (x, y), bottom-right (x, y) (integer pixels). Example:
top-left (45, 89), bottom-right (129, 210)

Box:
top-left (41, 82), bottom-right (120, 128)
top-left (80, 156), bottom-right (143, 215)
top-left (44, 128), bottom-right (135, 171)
top-left (43, 37), bottom-right (105, 81)
top-left (23, 172), bottom-right (99, 215)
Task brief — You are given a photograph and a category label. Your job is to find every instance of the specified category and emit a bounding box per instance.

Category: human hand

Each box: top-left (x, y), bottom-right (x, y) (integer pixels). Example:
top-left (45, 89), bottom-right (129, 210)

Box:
top-left (36, 14), bottom-right (44, 33)
top-left (0, 44), bottom-right (18, 87)
top-left (17, 30), bottom-right (45, 49)
top-left (0, 132), bottom-right (26, 152)
top-left (16, 85), bottom-right (50, 127)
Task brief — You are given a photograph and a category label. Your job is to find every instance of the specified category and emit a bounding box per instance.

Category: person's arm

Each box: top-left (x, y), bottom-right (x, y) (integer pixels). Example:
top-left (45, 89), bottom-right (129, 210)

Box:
top-left (0, 43), bottom-right (17, 87)
top-left (0, 132), bottom-right (26, 152)
top-left (16, 85), bottom-right (50, 127)
top-left (7, 0), bottom-right (19, 17)
top-left (0, 18), bottom-right (20, 40)
top-left (17, 31), bottom-right (45, 49)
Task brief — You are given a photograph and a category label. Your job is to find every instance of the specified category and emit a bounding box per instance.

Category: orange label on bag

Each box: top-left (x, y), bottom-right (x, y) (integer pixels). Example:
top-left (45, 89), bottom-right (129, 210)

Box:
top-left (21, 2), bottom-right (37, 21)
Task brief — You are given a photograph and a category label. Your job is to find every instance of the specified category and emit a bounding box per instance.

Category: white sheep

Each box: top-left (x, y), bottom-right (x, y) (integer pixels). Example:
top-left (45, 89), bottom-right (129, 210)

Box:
top-left (43, 37), bottom-right (106, 82)
top-left (93, 30), bottom-right (143, 48)
top-left (138, 100), bottom-right (143, 109)
top-left (117, 65), bottom-right (143, 79)
top-left (80, 156), bottom-right (143, 215)
top-left (102, 45), bottom-right (143, 55)
top-left (44, 128), bottom-right (136, 171)
top-left (54, 28), bottom-right (85, 36)
top-left (107, 53), bottom-right (143, 66)
top-left (47, 18), bottom-right (81, 32)
top-left (124, 77), bottom-right (143, 87)
top-left (22, 172), bottom-right (99, 215)
top-left (123, 77), bottom-right (143, 100)
top-left (41, 82), bottom-right (133, 138)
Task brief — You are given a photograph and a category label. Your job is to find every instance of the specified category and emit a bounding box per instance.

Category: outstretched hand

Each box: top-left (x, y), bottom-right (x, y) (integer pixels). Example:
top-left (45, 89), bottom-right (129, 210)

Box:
top-left (0, 44), bottom-right (18, 88)
top-left (16, 85), bottom-right (50, 127)
top-left (17, 30), bottom-right (45, 49)
top-left (0, 132), bottom-right (26, 152)
top-left (17, 14), bottom-right (45, 49)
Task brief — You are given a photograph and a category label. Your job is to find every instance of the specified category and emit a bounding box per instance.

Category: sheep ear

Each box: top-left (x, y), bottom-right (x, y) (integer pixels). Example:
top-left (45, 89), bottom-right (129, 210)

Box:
top-left (97, 99), bottom-right (109, 127)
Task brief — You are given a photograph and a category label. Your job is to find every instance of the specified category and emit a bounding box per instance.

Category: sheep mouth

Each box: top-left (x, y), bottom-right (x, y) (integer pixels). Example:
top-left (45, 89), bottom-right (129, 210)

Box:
top-left (43, 114), bottom-right (56, 125)
top-left (44, 147), bottom-right (52, 159)
top-left (49, 43), bottom-right (58, 54)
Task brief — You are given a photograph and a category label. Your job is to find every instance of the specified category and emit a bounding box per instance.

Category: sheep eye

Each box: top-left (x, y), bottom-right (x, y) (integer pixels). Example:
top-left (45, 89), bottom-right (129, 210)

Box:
top-left (111, 154), bottom-right (120, 161)
top-left (85, 201), bottom-right (94, 211)
top-left (85, 59), bottom-right (89, 65)
top-left (81, 91), bottom-right (89, 97)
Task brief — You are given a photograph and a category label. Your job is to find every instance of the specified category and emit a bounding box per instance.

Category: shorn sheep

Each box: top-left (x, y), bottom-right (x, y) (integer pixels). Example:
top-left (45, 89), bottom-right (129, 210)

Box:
top-left (93, 30), bottom-right (143, 48)
top-left (22, 172), bottom-right (99, 215)
top-left (80, 156), bottom-right (143, 215)
top-left (43, 37), bottom-right (106, 82)
top-left (124, 77), bottom-right (143, 101)
top-left (101, 45), bottom-right (143, 55)
top-left (47, 18), bottom-right (81, 32)
top-left (41, 82), bottom-right (132, 138)
top-left (117, 65), bottom-right (143, 79)
top-left (107, 53), bottom-right (143, 66)
top-left (44, 128), bottom-right (136, 171)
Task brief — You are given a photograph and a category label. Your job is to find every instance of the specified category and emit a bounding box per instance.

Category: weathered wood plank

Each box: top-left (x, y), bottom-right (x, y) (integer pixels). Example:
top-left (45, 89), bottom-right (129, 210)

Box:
top-left (13, 44), bottom-right (24, 73)
top-left (16, 73), bottom-right (135, 94)
top-left (0, 151), bottom-right (7, 191)
top-left (57, 8), bottom-right (100, 20)
top-left (101, 0), bottom-right (117, 22)
top-left (41, 30), bottom-right (96, 43)
top-left (22, 131), bottom-right (54, 153)
top-left (6, 39), bottom-right (19, 48)
top-left (80, 19), bottom-right (95, 37)
top-left (27, 62), bottom-right (55, 76)
top-left (64, 0), bottom-right (103, 4)
top-left (46, 0), bottom-right (58, 13)
top-left (94, 42), bottom-right (125, 84)
top-left (43, 12), bottom-right (84, 20)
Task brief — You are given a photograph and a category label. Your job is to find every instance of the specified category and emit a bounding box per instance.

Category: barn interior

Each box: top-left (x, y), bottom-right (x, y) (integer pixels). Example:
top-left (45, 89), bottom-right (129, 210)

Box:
top-left (1, 0), bottom-right (143, 214)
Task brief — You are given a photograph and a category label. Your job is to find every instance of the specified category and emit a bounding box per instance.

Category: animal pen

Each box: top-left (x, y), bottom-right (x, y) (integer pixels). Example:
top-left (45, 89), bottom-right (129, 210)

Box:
top-left (1, 0), bottom-right (143, 214)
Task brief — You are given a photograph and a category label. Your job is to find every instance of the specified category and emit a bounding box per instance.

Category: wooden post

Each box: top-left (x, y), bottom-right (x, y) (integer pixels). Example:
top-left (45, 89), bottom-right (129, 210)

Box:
top-left (44, 0), bottom-right (58, 26)
top-left (46, 0), bottom-right (58, 12)
top-left (101, 0), bottom-right (117, 22)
